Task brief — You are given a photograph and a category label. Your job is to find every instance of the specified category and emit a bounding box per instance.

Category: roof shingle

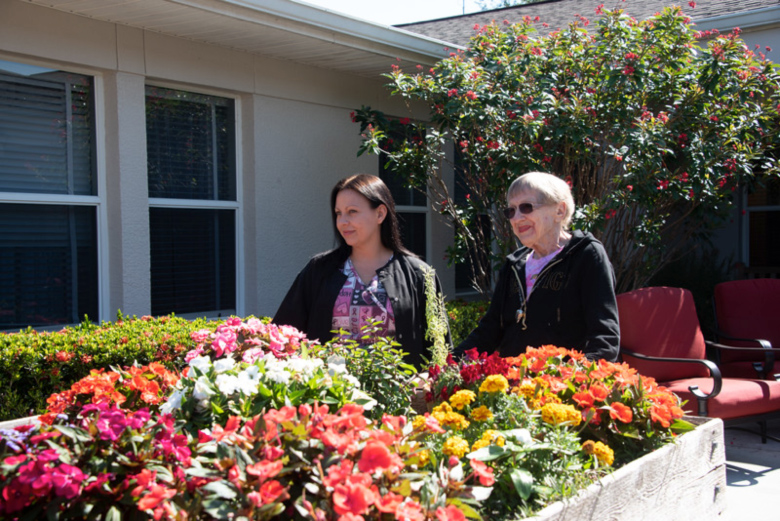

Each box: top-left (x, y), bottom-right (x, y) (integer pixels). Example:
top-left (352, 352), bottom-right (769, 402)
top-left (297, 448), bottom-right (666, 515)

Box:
top-left (397, 0), bottom-right (780, 47)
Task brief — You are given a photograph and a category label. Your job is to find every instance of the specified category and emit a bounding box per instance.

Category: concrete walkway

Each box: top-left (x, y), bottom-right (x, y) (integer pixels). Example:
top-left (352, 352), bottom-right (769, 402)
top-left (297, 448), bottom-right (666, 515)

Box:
top-left (723, 418), bottom-right (780, 520)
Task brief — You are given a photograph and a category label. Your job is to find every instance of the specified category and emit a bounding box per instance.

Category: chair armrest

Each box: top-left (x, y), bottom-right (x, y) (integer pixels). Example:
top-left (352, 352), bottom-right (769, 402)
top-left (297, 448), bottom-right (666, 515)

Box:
top-left (620, 347), bottom-right (722, 416)
top-left (707, 338), bottom-right (777, 380)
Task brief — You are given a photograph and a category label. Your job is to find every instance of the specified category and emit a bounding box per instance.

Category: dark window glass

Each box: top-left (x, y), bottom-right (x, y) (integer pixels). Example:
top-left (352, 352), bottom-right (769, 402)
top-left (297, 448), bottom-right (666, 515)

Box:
top-left (146, 86), bottom-right (236, 201)
top-left (398, 212), bottom-right (426, 261)
top-left (0, 204), bottom-right (98, 328)
top-left (749, 210), bottom-right (780, 266)
top-left (0, 65), bottom-right (95, 195)
top-left (150, 208), bottom-right (235, 316)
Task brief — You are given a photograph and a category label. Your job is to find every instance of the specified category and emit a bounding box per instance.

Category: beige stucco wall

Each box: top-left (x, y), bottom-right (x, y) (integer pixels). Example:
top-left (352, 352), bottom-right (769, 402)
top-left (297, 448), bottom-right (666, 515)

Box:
top-left (0, 0), bottom-right (455, 321)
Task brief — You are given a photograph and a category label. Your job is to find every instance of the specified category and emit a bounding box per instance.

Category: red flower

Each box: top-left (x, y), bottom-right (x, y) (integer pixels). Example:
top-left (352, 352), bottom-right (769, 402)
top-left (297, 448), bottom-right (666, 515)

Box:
top-left (137, 484), bottom-right (177, 511)
top-left (375, 491), bottom-right (404, 513)
top-left (246, 459), bottom-right (283, 483)
top-left (469, 459), bottom-right (495, 486)
top-left (436, 505), bottom-right (467, 521)
top-left (358, 441), bottom-right (401, 473)
top-left (465, 90), bottom-right (478, 100)
top-left (259, 480), bottom-right (288, 505)
top-left (332, 481), bottom-right (376, 515)
top-left (610, 402), bottom-right (633, 423)
top-left (324, 460), bottom-right (355, 487)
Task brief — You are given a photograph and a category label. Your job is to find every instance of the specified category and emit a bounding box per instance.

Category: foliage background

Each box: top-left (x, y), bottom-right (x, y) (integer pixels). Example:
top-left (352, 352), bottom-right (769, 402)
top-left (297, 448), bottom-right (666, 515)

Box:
top-left (356, 6), bottom-right (780, 295)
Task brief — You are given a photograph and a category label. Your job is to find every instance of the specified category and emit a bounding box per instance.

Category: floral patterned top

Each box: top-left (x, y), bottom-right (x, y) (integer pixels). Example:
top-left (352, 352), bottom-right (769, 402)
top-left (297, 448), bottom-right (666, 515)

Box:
top-left (332, 257), bottom-right (396, 343)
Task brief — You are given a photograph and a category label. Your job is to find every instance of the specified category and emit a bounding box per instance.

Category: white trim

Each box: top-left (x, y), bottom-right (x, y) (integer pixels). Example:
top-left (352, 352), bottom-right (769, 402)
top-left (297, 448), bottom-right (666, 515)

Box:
top-left (148, 198), bottom-right (240, 209)
top-left (93, 73), bottom-right (111, 325)
top-left (0, 193), bottom-right (101, 205)
top-left (695, 6), bottom-right (780, 33)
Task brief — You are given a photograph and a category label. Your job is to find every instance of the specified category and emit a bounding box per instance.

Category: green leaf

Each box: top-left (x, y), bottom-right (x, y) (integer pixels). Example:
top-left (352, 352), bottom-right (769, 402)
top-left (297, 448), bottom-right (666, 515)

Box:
top-left (202, 481), bottom-right (238, 499)
top-left (510, 468), bottom-right (534, 500)
top-left (106, 506), bottom-right (122, 521)
top-left (468, 445), bottom-right (507, 461)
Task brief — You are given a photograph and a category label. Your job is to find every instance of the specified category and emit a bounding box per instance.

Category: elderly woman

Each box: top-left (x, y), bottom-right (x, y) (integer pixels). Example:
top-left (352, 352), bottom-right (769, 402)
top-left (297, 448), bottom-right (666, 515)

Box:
top-left (457, 171), bottom-right (619, 362)
top-left (274, 174), bottom-right (447, 369)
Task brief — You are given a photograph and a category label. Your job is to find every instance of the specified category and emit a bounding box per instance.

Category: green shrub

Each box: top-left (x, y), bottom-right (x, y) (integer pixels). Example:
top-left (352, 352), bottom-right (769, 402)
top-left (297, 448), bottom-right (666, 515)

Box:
top-left (0, 313), bottom-right (215, 421)
top-left (446, 299), bottom-right (489, 347)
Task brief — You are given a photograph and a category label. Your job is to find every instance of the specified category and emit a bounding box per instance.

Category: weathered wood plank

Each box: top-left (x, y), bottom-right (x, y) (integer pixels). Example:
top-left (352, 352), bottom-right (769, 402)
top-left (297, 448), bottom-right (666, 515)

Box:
top-left (527, 417), bottom-right (727, 520)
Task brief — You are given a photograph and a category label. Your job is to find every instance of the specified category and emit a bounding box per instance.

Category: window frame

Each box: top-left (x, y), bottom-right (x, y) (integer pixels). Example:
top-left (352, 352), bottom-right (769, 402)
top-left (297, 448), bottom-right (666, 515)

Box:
top-left (145, 82), bottom-right (243, 319)
top-left (0, 55), bottom-right (108, 329)
top-left (741, 182), bottom-right (780, 269)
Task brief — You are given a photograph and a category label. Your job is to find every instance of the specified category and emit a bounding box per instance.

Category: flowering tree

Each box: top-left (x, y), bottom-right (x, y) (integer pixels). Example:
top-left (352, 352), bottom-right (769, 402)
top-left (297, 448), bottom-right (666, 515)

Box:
top-left (356, 6), bottom-right (780, 294)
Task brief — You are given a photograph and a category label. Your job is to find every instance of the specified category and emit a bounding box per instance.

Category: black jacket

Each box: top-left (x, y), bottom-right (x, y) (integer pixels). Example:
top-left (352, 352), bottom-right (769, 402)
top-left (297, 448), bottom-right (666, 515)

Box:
top-left (457, 231), bottom-right (619, 362)
top-left (273, 248), bottom-right (446, 369)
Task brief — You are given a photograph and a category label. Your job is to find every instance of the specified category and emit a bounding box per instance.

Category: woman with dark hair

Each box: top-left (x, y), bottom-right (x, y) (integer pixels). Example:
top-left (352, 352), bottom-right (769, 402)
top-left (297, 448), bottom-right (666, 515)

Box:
top-left (274, 174), bottom-right (446, 368)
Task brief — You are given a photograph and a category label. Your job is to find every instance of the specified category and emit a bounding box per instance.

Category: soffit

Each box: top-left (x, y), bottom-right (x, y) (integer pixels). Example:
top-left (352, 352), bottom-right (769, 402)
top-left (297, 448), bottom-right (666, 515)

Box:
top-left (23, 0), bottom-right (453, 78)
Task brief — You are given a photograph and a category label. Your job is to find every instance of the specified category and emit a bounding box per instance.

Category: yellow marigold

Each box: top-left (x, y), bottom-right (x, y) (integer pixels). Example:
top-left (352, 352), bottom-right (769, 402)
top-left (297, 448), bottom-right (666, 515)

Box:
top-left (442, 436), bottom-right (470, 458)
top-left (479, 374), bottom-right (509, 394)
top-left (582, 440), bottom-right (614, 467)
top-left (449, 390), bottom-right (477, 410)
top-left (442, 411), bottom-right (470, 430)
top-left (412, 415), bottom-right (426, 430)
top-left (416, 449), bottom-right (431, 466)
top-left (513, 381), bottom-right (537, 400)
top-left (432, 402), bottom-right (453, 415)
top-left (541, 403), bottom-right (581, 426)
top-left (470, 405), bottom-right (493, 422)
top-left (472, 438), bottom-right (490, 451)
top-left (481, 430), bottom-right (504, 447)
top-left (533, 376), bottom-right (549, 389)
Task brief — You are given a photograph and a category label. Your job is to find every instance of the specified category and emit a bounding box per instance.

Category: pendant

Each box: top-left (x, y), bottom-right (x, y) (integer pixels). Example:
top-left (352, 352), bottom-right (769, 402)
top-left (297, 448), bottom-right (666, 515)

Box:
top-left (515, 308), bottom-right (525, 323)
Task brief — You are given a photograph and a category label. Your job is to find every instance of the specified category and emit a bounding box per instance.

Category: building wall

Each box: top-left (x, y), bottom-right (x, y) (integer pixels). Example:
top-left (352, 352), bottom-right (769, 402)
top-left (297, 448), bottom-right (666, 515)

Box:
top-left (0, 0), bottom-right (455, 324)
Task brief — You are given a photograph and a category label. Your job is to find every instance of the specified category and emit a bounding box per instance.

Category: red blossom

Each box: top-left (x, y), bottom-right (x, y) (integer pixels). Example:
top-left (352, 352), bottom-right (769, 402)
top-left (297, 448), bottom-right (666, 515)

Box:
top-left (610, 402), bottom-right (633, 423)
top-left (469, 459), bottom-right (495, 486)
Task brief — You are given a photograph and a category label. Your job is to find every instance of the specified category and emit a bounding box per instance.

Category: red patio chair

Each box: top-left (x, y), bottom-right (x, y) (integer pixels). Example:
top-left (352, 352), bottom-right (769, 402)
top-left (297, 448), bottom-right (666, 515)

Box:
top-left (617, 286), bottom-right (780, 441)
top-left (713, 278), bottom-right (780, 380)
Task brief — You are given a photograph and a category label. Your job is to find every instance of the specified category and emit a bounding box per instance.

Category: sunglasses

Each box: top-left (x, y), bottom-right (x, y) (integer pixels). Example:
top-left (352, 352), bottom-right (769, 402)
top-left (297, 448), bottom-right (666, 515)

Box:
top-left (503, 202), bottom-right (545, 219)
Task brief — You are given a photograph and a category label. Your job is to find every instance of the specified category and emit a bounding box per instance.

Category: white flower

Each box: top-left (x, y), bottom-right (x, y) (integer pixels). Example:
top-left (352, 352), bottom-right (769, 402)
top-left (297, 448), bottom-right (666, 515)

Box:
top-left (470, 486), bottom-right (493, 501)
top-left (266, 368), bottom-right (291, 385)
top-left (192, 376), bottom-right (215, 400)
top-left (235, 369), bottom-right (260, 395)
top-left (343, 374), bottom-right (361, 388)
top-left (327, 355), bottom-right (347, 375)
top-left (450, 462), bottom-right (464, 482)
top-left (504, 428), bottom-right (532, 445)
top-left (160, 389), bottom-right (184, 415)
top-left (216, 374), bottom-right (239, 395)
top-left (213, 356), bottom-right (236, 374)
top-left (189, 355), bottom-right (212, 374)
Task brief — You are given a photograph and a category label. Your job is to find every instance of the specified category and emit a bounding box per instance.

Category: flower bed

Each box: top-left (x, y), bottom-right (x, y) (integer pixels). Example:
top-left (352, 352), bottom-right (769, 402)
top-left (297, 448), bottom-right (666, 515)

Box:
top-left (0, 319), bottom-right (707, 520)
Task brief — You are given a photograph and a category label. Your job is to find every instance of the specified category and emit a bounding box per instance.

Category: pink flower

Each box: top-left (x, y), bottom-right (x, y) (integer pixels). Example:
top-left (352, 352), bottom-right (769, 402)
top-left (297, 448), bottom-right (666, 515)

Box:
top-left (688, 1), bottom-right (696, 8)
top-left (465, 90), bottom-right (478, 100)
top-left (396, 500), bottom-right (425, 521)
top-left (332, 481), bottom-right (376, 515)
top-left (51, 464), bottom-right (85, 499)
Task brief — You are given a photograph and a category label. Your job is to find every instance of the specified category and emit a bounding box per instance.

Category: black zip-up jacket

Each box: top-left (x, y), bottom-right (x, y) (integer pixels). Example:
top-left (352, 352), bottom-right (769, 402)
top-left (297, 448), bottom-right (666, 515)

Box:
top-left (273, 248), bottom-right (447, 369)
top-left (457, 231), bottom-right (619, 362)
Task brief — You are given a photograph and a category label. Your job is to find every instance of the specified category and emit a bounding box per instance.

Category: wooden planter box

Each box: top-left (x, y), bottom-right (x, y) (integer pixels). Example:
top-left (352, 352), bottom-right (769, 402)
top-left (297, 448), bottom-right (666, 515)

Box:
top-left (526, 416), bottom-right (726, 520)
top-left (0, 415), bottom-right (726, 520)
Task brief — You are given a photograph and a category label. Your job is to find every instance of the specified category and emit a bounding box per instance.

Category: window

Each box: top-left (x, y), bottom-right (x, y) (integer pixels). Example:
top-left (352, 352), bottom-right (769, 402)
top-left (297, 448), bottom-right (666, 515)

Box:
top-left (746, 177), bottom-right (780, 267)
top-left (0, 60), bottom-right (98, 329)
top-left (146, 86), bottom-right (237, 317)
top-left (379, 134), bottom-right (428, 261)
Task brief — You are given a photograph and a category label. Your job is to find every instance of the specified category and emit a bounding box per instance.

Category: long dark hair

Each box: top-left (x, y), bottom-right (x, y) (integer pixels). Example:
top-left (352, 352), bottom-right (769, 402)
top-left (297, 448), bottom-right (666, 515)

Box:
top-left (330, 174), bottom-right (413, 256)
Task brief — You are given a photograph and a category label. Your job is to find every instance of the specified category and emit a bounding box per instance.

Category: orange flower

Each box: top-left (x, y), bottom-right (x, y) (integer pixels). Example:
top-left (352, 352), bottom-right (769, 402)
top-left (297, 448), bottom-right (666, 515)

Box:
top-left (375, 491), bottom-right (404, 513)
top-left (137, 484), bottom-right (176, 511)
top-left (469, 459), bottom-right (495, 486)
top-left (435, 505), bottom-right (467, 521)
top-left (588, 382), bottom-right (609, 402)
top-left (609, 402), bottom-right (633, 423)
top-left (258, 480), bottom-right (288, 505)
top-left (572, 390), bottom-right (594, 409)
top-left (246, 459), bottom-right (283, 483)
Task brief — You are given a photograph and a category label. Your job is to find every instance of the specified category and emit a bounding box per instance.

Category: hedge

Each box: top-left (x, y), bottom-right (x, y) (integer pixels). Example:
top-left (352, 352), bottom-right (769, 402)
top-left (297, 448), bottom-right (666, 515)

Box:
top-left (0, 302), bottom-right (488, 422)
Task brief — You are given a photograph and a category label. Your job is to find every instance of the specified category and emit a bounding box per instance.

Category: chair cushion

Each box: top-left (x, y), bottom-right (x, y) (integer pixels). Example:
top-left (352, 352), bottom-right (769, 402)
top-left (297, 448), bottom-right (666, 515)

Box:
top-left (617, 287), bottom-right (709, 381)
top-left (714, 279), bottom-right (780, 366)
top-left (663, 377), bottom-right (780, 419)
